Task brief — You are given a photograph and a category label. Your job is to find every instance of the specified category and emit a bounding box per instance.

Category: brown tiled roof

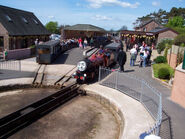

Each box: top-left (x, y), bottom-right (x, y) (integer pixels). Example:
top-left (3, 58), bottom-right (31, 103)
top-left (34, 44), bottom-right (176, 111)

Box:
top-left (64, 24), bottom-right (105, 32)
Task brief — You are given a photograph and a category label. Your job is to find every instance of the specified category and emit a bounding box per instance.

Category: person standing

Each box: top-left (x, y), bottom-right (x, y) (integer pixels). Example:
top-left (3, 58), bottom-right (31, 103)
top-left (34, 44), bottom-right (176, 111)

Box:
top-left (143, 49), bottom-right (148, 67)
top-left (78, 38), bottom-right (82, 48)
top-left (130, 46), bottom-right (137, 66)
top-left (3, 49), bottom-right (8, 60)
top-left (90, 37), bottom-right (94, 47)
top-left (34, 38), bottom-right (39, 46)
top-left (117, 47), bottom-right (127, 72)
top-left (83, 38), bottom-right (88, 49)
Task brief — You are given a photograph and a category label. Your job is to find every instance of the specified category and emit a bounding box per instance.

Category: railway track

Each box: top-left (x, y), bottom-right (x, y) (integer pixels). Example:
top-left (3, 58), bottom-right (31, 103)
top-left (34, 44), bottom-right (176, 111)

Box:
top-left (0, 83), bottom-right (81, 138)
top-left (32, 64), bottom-right (46, 86)
top-left (54, 47), bottom-right (99, 87)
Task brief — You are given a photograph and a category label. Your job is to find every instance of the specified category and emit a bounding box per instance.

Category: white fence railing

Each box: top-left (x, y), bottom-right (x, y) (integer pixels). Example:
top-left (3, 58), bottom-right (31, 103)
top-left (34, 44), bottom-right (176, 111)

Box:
top-left (98, 67), bottom-right (162, 136)
top-left (0, 60), bottom-right (21, 71)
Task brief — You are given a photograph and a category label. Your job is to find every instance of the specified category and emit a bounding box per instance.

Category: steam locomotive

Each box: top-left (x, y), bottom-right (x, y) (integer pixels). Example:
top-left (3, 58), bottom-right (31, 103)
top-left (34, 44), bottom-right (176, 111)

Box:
top-left (73, 42), bottom-right (121, 83)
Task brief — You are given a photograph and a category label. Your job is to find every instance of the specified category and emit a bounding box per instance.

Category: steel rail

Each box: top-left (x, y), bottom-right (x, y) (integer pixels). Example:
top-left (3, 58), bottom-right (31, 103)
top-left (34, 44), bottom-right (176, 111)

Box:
top-left (0, 83), bottom-right (79, 138)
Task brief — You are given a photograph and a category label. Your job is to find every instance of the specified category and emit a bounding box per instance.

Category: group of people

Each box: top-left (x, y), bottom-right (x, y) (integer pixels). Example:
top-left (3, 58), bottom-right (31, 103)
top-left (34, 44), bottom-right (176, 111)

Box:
top-left (116, 41), bottom-right (153, 72)
top-left (89, 45), bottom-right (111, 67)
top-left (78, 37), bottom-right (94, 49)
top-left (129, 41), bottom-right (152, 67)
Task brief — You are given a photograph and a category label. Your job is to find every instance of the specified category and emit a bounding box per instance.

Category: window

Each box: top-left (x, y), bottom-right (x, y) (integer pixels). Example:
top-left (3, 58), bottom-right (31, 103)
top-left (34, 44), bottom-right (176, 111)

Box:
top-left (21, 17), bottom-right (28, 24)
top-left (37, 48), bottom-right (50, 54)
top-left (32, 18), bottom-right (38, 25)
top-left (5, 15), bottom-right (12, 22)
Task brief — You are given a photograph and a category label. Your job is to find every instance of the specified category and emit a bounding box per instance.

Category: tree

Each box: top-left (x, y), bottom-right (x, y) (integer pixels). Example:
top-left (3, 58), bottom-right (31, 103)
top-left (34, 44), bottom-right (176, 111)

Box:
top-left (45, 21), bottom-right (59, 34)
top-left (133, 7), bottom-right (185, 28)
top-left (167, 16), bottom-right (185, 28)
top-left (120, 25), bottom-right (128, 30)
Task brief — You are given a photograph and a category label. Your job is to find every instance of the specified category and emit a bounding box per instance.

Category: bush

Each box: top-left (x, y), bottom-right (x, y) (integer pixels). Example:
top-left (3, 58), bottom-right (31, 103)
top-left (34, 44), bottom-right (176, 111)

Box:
top-left (174, 34), bottom-right (185, 46)
top-left (158, 68), bottom-right (170, 79)
top-left (153, 63), bottom-right (175, 78)
top-left (156, 39), bottom-right (173, 54)
top-left (164, 44), bottom-right (172, 59)
top-left (154, 56), bottom-right (167, 63)
top-left (29, 45), bottom-right (36, 49)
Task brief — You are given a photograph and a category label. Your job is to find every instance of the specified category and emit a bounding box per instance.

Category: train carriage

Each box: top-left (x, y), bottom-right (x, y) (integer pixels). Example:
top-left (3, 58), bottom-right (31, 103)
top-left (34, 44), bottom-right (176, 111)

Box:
top-left (36, 40), bottom-right (61, 64)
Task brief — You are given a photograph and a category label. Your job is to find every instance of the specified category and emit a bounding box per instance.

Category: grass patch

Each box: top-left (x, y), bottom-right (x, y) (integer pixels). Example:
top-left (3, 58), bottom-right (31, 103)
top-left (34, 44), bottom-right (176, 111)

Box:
top-left (153, 63), bottom-right (175, 79)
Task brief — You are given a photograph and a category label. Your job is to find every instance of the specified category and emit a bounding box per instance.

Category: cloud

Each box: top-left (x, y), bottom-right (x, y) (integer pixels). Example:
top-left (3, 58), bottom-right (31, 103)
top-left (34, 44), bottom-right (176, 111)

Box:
top-left (92, 15), bottom-right (112, 21)
top-left (48, 15), bottom-right (54, 19)
top-left (87, 0), bottom-right (140, 8)
top-left (152, 1), bottom-right (160, 6)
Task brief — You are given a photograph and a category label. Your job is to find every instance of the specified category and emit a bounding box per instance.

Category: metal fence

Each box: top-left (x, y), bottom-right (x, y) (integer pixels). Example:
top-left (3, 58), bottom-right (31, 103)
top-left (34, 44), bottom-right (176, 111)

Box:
top-left (0, 60), bottom-right (21, 71)
top-left (98, 67), bottom-right (162, 136)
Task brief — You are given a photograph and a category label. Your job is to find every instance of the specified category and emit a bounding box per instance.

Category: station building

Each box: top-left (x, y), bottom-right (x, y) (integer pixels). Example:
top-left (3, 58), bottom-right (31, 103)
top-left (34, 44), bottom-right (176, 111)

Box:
top-left (120, 19), bottom-right (178, 46)
top-left (0, 5), bottom-right (50, 52)
top-left (62, 24), bottom-right (106, 39)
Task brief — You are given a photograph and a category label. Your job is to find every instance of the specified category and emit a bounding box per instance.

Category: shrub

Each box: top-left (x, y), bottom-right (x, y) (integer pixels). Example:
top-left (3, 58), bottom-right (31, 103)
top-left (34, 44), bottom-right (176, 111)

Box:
top-left (29, 45), bottom-right (36, 49)
top-left (153, 63), bottom-right (175, 78)
top-left (156, 39), bottom-right (173, 54)
top-left (164, 44), bottom-right (172, 59)
top-left (174, 34), bottom-right (185, 46)
top-left (158, 68), bottom-right (170, 79)
top-left (154, 56), bottom-right (167, 63)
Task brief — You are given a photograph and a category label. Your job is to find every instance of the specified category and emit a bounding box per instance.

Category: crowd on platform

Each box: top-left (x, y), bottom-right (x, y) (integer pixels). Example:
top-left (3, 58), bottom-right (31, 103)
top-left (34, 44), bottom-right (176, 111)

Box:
top-left (128, 41), bottom-right (153, 68)
top-left (78, 37), bottom-right (94, 49)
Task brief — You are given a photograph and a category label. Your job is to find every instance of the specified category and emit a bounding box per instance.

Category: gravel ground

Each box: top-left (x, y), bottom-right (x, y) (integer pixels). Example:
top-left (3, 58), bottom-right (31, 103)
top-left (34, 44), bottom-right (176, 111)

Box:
top-left (0, 88), bottom-right (59, 118)
top-left (9, 96), bottom-right (119, 139)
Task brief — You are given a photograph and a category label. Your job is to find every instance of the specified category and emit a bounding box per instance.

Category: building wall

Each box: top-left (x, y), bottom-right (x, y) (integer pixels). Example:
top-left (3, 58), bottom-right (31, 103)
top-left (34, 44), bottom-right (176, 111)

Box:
top-left (157, 30), bottom-right (178, 43)
top-left (171, 65), bottom-right (185, 108)
top-left (135, 21), bottom-right (160, 32)
top-left (167, 53), bottom-right (177, 69)
top-left (7, 35), bottom-right (49, 50)
top-left (64, 30), bottom-right (105, 39)
top-left (0, 23), bottom-right (9, 51)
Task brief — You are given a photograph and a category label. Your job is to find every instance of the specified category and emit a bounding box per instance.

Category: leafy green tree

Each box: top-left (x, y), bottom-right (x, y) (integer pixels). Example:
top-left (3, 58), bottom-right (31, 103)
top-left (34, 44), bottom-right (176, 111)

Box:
top-left (167, 16), bottom-right (185, 28)
top-left (45, 21), bottom-right (59, 34)
top-left (133, 7), bottom-right (185, 28)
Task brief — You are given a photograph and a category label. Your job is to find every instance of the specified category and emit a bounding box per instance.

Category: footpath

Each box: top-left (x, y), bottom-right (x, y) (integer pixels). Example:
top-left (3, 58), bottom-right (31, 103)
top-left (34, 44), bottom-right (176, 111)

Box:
top-left (124, 51), bottom-right (185, 139)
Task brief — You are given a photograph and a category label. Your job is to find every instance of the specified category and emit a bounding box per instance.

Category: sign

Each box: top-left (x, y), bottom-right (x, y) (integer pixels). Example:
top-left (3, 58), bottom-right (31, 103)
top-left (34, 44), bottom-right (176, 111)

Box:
top-left (182, 50), bottom-right (185, 70)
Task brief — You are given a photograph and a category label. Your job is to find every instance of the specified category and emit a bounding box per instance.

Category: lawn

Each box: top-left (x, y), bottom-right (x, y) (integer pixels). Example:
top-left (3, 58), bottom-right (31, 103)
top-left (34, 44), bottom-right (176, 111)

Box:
top-left (152, 63), bottom-right (175, 79)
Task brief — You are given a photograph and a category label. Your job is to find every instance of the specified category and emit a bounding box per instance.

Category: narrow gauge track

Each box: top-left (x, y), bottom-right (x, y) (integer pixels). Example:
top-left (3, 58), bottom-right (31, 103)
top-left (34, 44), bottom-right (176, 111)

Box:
top-left (32, 64), bottom-right (46, 86)
top-left (0, 83), bottom-right (81, 138)
top-left (54, 47), bottom-right (99, 87)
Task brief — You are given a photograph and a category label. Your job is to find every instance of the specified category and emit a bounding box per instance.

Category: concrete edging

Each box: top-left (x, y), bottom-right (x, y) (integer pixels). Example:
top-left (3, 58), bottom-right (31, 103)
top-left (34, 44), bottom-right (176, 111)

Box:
top-left (82, 84), bottom-right (155, 139)
top-left (85, 90), bottom-right (124, 139)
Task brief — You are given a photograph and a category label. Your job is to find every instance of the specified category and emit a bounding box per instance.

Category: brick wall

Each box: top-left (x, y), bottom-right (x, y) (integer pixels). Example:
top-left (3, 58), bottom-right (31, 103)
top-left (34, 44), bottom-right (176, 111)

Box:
top-left (0, 23), bottom-right (9, 51)
top-left (64, 30), bottom-right (105, 39)
top-left (167, 45), bottom-right (185, 69)
top-left (171, 65), bottom-right (185, 108)
top-left (157, 30), bottom-right (178, 43)
top-left (136, 21), bottom-right (160, 32)
top-left (167, 53), bottom-right (177, 69)
top-left (6, 48), bottom-right (31, 60)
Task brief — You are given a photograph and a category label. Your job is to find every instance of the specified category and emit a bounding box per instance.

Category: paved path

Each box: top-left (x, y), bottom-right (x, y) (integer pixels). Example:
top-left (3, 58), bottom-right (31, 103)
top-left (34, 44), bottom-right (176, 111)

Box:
top-left (0, 48), bottom-right (84, 81)
top-left (53, 47), bottom-right (84, 65)
top-left (122, 52), bottom-right (185, 139)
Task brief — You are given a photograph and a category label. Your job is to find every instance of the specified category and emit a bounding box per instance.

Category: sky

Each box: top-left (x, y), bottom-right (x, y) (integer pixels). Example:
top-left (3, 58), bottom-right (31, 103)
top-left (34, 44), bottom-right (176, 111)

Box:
top-left (0, 0), bottom-right (184, 30)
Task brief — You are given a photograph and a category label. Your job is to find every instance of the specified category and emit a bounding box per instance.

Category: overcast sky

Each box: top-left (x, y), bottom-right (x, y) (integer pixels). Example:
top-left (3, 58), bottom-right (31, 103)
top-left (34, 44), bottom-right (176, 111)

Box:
top-left (0, 0), bottom-right (184, 30)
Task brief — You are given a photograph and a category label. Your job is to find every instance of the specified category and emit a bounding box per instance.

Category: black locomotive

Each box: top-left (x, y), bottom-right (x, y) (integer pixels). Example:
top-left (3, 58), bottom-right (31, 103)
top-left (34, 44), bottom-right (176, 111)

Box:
top-left (73, 42), bottom-right (121, 83)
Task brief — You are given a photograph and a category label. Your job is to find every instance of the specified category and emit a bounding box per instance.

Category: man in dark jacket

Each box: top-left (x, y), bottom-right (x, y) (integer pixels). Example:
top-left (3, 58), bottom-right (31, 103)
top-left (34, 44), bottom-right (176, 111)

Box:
top-left (117, 48), bottom-right (127, 72)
